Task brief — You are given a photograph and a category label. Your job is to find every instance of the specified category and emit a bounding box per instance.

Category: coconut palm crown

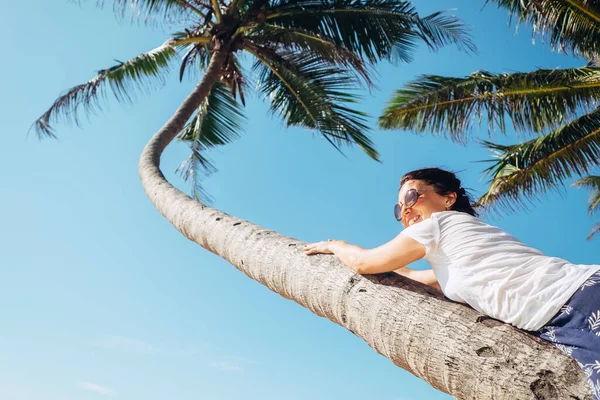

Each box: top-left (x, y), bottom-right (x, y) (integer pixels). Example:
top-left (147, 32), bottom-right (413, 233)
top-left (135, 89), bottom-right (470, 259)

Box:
top-left (378, 0), bottom-right (600, 239)
top-left (34, 0), bottom-right (474, 201)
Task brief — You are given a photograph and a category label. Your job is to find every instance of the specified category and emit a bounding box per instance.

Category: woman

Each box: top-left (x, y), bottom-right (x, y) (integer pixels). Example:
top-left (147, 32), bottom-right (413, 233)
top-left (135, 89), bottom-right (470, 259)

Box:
top-left (304, 167), bottom-right (600, 398)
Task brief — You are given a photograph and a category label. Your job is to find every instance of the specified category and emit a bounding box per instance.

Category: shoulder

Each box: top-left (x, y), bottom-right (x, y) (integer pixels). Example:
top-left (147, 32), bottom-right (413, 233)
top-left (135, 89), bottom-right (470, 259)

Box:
top-left (434, 210), bottom-right (478, 221)
top-left (433, 211), bottom-right (482, 226)
top-left (434, 211), bottom-right (514, 242)
top-left (432, 211), bottom-right (488, 237)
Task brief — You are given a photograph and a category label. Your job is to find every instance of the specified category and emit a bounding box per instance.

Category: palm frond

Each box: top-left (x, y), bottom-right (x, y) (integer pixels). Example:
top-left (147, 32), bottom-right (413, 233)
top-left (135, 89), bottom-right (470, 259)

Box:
top-left (177, 82), bottom-right (246, 201)
top-left (378, 67), bottom-right (600, 141)
top-left (176, 149), bottom-right (217, 203)
top-left (169, 31), bottom-right (212, 81)
top-left (95, 0), bottom-right (205, 23)
top-left (587, 222), bottom-right (600, 240)
top-left (265, 0), bottom-right (474, 63)
top-left (220, 54), bottom-right (248, 106)
top-left (415, 10), bottom-right (477, 54)
top-left (487, 0), bottom-right (600, 60)
top-left (179, 43), bottom-right (211, 81)
top-left (247, 24), bottom-right (373, 85)
top-left (572, 175), bottom-right (600, 215)
top-left (178, 81), bottom-right (245, 146)
top-left (33, 41), bottom-right (177, 138)
top-left (476, 108), bottom-right (600, 213)
top-left (248, 45), bottom-right (378, 160)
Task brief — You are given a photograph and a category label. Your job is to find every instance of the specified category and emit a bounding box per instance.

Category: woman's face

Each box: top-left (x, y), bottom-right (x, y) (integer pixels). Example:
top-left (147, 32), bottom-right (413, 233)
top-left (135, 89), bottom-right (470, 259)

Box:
top-left (398, 179), bottom-right (456, 228)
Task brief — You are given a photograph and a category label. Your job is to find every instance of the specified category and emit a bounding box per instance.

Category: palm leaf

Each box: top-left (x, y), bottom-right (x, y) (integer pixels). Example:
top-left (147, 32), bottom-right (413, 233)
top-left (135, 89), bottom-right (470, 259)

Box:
top-left (176, 148), bottom-right (217, 203)
top-left (586, 222), bottom-right (600, 240)
top-left (378, 67), bottom-right (600, 141)
top-left (265, 0), bottom-right (475, 63)
top-left (572, 175), bottom-right (600, 214)
top-left (220, 54), bottom-right (248, 106)
top-left (415, 10), bottom-right (477, 54)
top-left (486, 0), bottom-right (600, 60)
top-left (477, 108), bottom-right (600, 212)
top-left (247, 24), bottom-right (373, 85)
top-left (169, 31), bottom-right (212, 81)
top-left (177, 82), bottom-right (246, 202)
top-left (248, 45), bottom-right (378, 160)
top-left (34, 41), bottom-right (177, 138)
top-left (179, 43), bottom-right (211, 81)
top-left (95, 0), bottom-right (205, 23)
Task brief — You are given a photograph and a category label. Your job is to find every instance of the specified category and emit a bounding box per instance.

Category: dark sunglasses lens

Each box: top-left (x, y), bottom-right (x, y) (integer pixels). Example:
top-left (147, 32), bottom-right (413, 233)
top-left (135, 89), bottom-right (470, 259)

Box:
top-left (405, 189), bottom-right (419, 208)
top-left (394, 204), bottom-right (402, 220)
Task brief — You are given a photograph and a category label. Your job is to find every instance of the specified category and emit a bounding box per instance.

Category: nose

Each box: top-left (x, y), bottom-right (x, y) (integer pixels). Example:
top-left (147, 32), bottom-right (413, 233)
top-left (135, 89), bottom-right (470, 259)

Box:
top-left (401, 204), bottom-right (413, 222)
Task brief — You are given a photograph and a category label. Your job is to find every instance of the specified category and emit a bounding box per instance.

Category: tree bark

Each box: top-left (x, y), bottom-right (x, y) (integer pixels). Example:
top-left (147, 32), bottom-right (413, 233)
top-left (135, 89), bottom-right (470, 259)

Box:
top-left (138, 54), bottom-right (593, 400)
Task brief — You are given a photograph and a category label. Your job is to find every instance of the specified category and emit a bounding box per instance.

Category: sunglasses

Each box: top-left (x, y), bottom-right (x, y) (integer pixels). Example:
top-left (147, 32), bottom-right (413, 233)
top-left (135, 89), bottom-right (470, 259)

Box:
top-left (394, 189), bottom-right (440, 221)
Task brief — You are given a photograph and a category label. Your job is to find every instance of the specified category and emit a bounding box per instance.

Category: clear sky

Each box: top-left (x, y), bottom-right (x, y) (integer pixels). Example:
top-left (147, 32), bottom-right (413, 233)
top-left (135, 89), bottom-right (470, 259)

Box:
top-left (2, 1), bottom-right (598, 399)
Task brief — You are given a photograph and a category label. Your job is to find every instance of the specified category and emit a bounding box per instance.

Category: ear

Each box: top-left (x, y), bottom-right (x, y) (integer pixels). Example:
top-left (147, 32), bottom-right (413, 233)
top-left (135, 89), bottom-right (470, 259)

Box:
top-left (446, 192), bottom-right (457, 207)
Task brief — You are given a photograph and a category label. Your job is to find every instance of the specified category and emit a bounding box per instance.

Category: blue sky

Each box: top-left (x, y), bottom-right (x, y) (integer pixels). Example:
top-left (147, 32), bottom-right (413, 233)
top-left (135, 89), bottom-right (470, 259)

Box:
top-left (2, 1), bottom-right (598, 399)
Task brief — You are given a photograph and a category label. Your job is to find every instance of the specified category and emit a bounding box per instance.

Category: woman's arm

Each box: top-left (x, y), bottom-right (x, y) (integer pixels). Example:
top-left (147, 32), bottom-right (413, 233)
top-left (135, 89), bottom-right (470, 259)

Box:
top-left (394, 266), bottom-right (441, 291)
top-left (304, 236), bottom-right (439, 289)
top-left (304, 233), bottom-right (429, 273)
top-left (304, 235), bottom-right (439, 289)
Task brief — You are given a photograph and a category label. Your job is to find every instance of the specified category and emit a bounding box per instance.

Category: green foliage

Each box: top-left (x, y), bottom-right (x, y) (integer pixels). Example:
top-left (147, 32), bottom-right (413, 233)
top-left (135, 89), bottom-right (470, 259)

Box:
top-left (247, 24), bottom-right (373, 84)
top-left (265, 0), bottom-right (475, 62)
top-left (36, 0), bottom-right (475, 196)
top-left (34, 42), bottom-right (177, 138)
top-left (95, 0), bottom-right (201, 24)
top-left (177, 82), bottom-right (246, 202)
top-left (415, 10), bottom-right (477, 54)
top-left (477, 108), bottom-right (600, 212)
top-left (572, 175), bottom-right (600, 239)
top-left (587, 223), bottom-right (600, 240)
top-left (379, 67), bottom-right (600, 140)
top-left (486, 0), bottom-right (600, 60)
top-left (178, 43), bottom-right (212, 81)
top-left (252, 48), bottom-right (377, 159)
top-left (573, 175), bottom-right (600, 214)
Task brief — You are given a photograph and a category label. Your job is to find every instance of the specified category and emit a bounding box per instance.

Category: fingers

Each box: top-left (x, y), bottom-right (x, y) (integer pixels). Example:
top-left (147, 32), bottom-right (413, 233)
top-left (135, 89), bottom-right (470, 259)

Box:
top-left (303, 242), bottom-right (322, 255)
top-left (303, 240), bottom-right (337, 255)
top-left (303, 243), bottom-right (316, 255)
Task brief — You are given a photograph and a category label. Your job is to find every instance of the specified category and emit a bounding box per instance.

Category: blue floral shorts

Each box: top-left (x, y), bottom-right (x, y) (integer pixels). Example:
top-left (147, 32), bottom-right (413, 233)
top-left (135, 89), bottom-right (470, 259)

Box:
top-left (534, 270), bottom-right (600, 399)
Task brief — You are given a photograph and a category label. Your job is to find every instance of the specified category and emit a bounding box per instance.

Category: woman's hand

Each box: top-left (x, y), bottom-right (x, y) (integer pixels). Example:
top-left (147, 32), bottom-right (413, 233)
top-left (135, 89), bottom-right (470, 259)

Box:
top-left (303, 239), bottom-right (343, 255)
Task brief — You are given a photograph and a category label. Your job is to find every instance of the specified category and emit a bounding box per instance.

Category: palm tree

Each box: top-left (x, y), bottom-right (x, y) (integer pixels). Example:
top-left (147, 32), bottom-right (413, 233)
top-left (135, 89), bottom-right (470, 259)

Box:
top-left (33, 1), bottom-right (592, 398)
top-left (378, 0), bottom-right (600, 234)
top-left (573, 175), bottom-right (600, 239)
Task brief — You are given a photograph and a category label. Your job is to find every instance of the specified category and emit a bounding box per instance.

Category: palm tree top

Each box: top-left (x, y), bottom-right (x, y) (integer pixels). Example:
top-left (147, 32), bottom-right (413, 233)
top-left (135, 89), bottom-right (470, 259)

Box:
top-left (35, 0), bottom-right (475, 137)
top-left (34, 0), bottom-right (475, 200)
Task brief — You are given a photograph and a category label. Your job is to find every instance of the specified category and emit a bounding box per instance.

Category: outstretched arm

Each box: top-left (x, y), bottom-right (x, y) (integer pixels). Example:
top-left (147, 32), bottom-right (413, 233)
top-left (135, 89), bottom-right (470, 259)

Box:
top-left (304, 233), bottom-right (440, 289)
top-left (394, 267), bottom-right (441, 291)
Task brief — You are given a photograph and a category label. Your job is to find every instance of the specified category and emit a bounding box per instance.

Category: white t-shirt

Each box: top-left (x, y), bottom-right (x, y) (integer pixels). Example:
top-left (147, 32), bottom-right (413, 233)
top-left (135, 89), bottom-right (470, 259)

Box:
top-left (401, 211), bottom-right (600, 331)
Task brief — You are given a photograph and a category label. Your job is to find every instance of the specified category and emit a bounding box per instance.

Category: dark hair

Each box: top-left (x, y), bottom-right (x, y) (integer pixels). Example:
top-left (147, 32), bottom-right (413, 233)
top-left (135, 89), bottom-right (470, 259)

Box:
top-left (400, 167), bottom-right (478, 217)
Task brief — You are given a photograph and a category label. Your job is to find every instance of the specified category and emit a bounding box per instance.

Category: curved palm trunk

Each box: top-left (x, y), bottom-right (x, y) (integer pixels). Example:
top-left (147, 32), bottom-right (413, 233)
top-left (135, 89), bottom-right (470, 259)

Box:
top-left (138, 55), bottom-right (592, 399)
